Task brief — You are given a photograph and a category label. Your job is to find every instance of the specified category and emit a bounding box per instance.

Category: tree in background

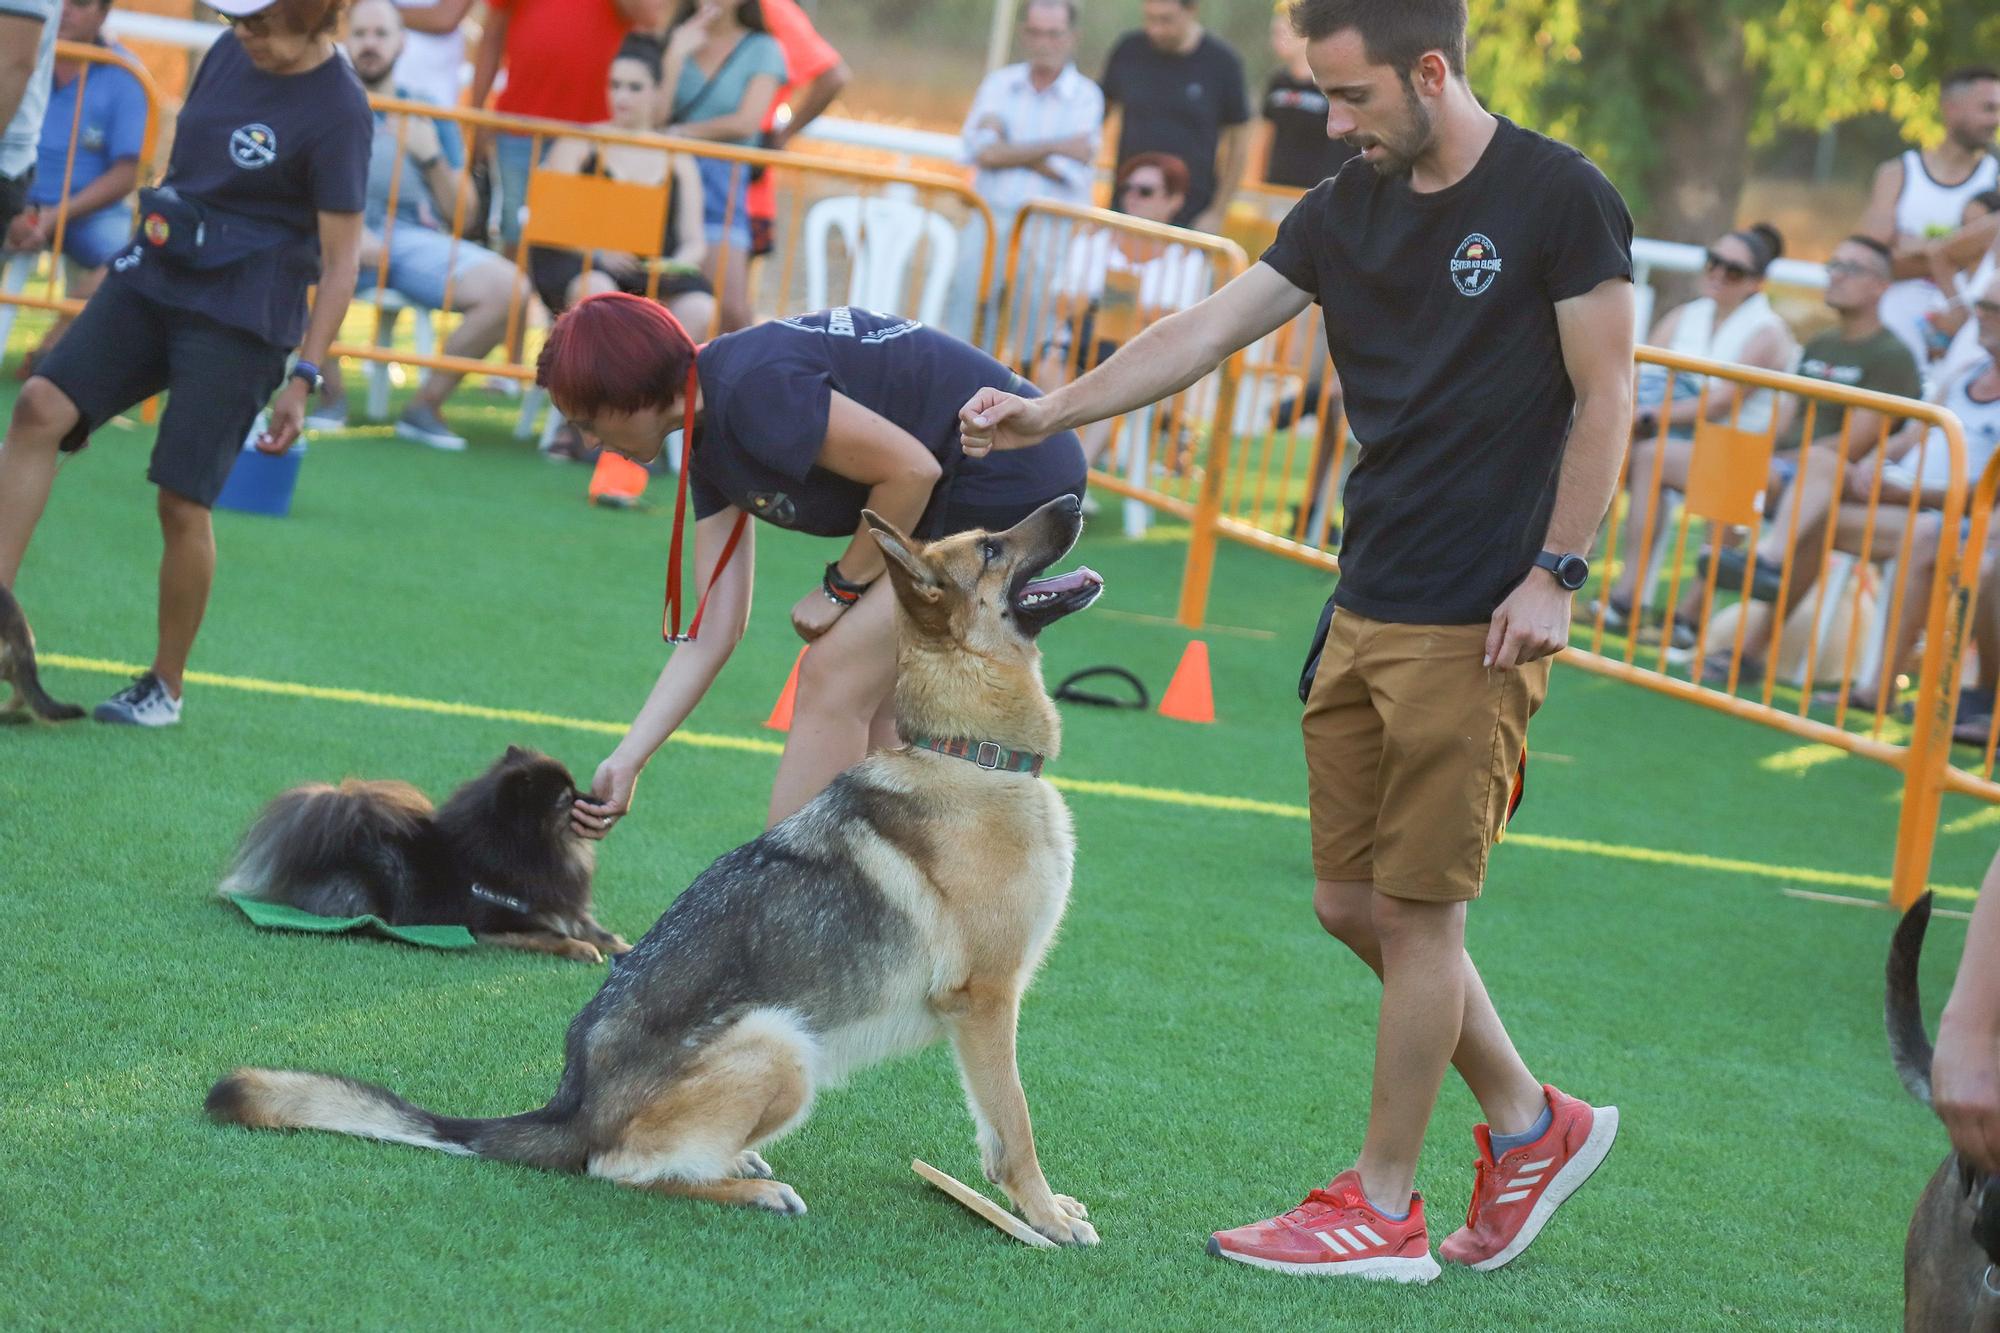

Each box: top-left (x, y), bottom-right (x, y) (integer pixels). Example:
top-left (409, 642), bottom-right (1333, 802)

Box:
top-left (1471, 0), bottom-right (2000, 245)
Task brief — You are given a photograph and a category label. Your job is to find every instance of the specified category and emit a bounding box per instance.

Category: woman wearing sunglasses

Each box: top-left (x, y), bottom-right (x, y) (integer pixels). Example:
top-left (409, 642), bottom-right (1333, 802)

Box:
top-left (0, 0), bottom-right (369, 728)
top-left (538, 294), bottom-right (1087, 836)
top-left (1597, 221), bottom-right (1798, 630)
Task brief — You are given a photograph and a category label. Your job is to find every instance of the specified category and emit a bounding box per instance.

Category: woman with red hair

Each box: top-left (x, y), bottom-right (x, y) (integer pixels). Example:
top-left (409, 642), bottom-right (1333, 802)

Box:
top-left (542, 293), bottom-right (1087, 831)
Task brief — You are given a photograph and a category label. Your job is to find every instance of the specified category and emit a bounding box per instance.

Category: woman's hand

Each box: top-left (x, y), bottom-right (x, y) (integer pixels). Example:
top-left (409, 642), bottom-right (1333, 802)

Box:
top-left (258, 379), bottom-right (309, 454)
top-left (667, 2), bottom-right (719, 57)
top-left (791, 588), bottom-right (846, 642)
top-left (572, 753), bottom-right (643, 839)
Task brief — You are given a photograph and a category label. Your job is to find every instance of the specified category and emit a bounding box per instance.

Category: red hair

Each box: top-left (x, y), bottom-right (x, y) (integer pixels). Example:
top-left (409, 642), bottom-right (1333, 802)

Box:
top-left (535, 292), bottom-right (698, 418)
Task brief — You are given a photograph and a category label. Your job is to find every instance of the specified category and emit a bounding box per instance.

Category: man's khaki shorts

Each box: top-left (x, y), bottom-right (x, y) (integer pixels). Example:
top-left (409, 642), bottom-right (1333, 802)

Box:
top-left (1301, 610), bottom-right (1550, 902)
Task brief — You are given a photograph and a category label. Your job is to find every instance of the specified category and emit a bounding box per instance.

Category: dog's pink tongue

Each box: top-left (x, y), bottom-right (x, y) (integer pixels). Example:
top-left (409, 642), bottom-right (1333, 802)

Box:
top-left (1026, 566), bottom-right (1103, 594)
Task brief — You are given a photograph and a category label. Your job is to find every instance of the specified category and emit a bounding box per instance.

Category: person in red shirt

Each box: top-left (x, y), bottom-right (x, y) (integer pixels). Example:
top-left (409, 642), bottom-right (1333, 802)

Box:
top-left (743, 0), bottom-right (846, 277)
top-left (469, 0), bottom-right (668, 256)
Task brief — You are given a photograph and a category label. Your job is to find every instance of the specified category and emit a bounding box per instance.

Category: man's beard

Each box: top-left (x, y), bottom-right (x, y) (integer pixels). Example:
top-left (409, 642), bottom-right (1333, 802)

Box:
top-left (1348, 79), bottom-right (1435, 178)
top-left (353, 55), bottom-right (394, 86)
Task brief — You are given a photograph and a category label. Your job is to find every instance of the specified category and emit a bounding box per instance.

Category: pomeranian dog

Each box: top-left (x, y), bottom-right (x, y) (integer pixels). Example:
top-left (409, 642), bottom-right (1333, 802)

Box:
top-left (0, 583), bottom-right (83, 722)
top-left (219, 746), bottom-right (629, 963)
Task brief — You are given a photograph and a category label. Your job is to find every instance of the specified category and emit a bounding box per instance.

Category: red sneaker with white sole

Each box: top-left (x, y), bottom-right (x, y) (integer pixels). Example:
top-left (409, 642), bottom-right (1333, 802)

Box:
top-left (1440, 1084), bottom-right (1619, 1271)
top-left (1208, 1170), bottom-right (1441, 1282)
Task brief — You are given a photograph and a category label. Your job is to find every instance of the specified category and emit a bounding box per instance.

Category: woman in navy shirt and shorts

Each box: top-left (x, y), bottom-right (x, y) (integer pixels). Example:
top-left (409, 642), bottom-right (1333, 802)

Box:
top-left (0, 0), bottom-right (370, 727)
top-left (540, 293), bottom-right (1088, 834)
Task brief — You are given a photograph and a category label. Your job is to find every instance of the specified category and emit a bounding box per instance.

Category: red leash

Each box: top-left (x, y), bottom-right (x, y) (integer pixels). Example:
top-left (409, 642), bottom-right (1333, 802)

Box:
top-left (662, 350), bottom-right (749, 643)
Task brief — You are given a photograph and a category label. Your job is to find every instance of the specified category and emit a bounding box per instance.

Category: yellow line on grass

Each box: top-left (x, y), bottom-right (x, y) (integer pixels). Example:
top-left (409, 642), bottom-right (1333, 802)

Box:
top-left (42, 652), bottom-right (1978, 899)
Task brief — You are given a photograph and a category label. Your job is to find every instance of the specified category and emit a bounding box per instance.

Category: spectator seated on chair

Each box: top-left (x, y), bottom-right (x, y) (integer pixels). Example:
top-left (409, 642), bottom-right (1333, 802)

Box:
top-left (1922, 189), bottom-right (2000, 389)
top-left (1709, 274), bottom-right (2000, 708)
top-left (1600, 221), bottom-right (1798, 631)
top-left (7, 0), bottom-right (148, 372)
top-left (312, 0), bottom-right (535, 451)
top-left (1661, 237), bottom-right (1921, 648)
top-left (527, 32), bottom-right (713, 461)
top-left (1031, 152), bottom-right (1208, 474)
top-left (660, 0), bottom-right (785, 333)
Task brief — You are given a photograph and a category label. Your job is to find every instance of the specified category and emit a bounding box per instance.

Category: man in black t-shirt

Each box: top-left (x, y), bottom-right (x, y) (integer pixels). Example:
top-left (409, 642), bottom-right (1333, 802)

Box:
top-left (962, 0), bottom-right (1634, 1284)
top-left (1262, 1), bottom-right (1342, 188)
top-left (1099, 0), bottom-right (1248, 232)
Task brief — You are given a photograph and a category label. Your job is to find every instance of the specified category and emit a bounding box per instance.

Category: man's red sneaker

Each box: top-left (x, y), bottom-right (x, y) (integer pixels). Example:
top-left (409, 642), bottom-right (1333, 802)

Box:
top-left (1208, 1170), bottom-right (1441, 1282)
top-left (1439, 1084), bottom-right (1619, 1271)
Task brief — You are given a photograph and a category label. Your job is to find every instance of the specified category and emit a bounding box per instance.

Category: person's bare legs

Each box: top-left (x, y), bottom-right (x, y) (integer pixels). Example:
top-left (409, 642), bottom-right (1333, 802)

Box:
top-left (152, 487), bottom-right (215, 700)
top-left (409, 259), bottom-right (534, 417)
top-left (1608, 433), bottom-right (1692, 609)
top-left (1316, 878), bottom-right (1545, 1210)
top-left (867, 689), bottom-right (900, 751)
top-left (0, 376), bottom-right (81, 589)
top-left (766, 579), bottom-right (898, 827)
top-left (709, 244), bottom-right (753, 335)
top-left (667, 289), bottom-right (717, 346)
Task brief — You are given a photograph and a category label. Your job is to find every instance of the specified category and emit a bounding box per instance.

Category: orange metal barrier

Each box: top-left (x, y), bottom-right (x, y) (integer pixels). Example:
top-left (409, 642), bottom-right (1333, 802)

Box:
top-left (339, 98), bottom-right (998, 398)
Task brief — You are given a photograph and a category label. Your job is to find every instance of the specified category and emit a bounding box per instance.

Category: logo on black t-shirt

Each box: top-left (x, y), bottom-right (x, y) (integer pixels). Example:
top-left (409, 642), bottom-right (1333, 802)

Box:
top-left (1449, 233), bottom-right (1502, 297)
top-left (230, 124), bottom-right (278, 170)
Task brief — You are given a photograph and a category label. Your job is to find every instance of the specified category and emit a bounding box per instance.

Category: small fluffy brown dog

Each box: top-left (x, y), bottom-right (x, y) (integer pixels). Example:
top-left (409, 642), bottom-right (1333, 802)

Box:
top-left (220, 746), bottom-right (628, 962)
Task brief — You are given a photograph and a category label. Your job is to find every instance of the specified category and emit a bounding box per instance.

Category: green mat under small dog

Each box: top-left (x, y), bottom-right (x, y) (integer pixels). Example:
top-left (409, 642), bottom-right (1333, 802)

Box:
top-left (221, 892), bottom-right (475, 949)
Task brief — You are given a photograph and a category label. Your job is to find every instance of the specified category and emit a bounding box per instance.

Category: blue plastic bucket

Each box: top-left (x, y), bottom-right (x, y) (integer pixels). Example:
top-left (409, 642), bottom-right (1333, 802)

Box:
top-left (215, 417), bottom-right (304, 518)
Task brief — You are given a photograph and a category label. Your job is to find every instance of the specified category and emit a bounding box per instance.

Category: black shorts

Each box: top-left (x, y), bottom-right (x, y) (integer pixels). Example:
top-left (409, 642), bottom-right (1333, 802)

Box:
top-left (526, 245), bottom-right (713, 315)
top-left (36, 272), bottom-right (290, 507)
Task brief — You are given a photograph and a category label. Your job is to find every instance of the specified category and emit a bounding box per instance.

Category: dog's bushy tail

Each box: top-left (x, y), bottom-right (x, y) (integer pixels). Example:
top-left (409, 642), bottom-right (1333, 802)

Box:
top-left (13, 654), bottom-right (84, 721)
top-left (205, 1068), bottom-right (586, 1172)
top-left (1887, 891), bottom-right (1937, 1107)
top-left (218, 781), bottom-right (432, 913)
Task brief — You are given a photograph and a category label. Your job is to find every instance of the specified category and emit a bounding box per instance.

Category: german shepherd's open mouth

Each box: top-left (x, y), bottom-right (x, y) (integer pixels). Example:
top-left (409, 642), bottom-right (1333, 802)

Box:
top-left (1005, 498), bottom-right (1104, 635)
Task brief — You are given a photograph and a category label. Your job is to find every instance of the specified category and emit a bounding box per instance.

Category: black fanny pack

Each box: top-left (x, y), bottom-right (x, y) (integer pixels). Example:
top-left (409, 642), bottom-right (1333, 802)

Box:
top-left (1299, 592), bottom-right (1337, 704)
top-left (135, 185), bottom-right (296, 271)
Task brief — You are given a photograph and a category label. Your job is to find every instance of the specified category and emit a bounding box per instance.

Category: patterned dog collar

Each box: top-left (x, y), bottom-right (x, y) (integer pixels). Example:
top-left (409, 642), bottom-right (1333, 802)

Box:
top-left (908, 735), bottom-right (1045, 776)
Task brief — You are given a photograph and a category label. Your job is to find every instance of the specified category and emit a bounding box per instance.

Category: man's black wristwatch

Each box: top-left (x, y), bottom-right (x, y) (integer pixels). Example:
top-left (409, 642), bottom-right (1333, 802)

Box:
top-left (289, 360), bottom-right (323, 396)
top-left (1534, 550), bottom-right (1590, 591)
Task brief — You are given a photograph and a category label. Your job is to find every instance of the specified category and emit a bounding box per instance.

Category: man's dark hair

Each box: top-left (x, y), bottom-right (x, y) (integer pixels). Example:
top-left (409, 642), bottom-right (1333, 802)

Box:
top-left (1289, 0), bottom-right (1467, 76)
top-left (1843, 234), bottom-right (1894, 269)
top-left (1943, 66), bottom-right (2000, 94)
top-left (1973, 190), bottom-right (2000, 214)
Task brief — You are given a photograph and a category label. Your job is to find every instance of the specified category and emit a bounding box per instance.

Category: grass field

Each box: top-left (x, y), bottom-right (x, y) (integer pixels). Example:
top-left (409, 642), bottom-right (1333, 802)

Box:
top-left (2, 375), bottom-right (1993, 1329)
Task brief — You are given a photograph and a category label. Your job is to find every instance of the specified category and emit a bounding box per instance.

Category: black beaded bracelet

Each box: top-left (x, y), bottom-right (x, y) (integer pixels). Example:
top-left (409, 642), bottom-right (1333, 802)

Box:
top-left (823, 561), bottom-right (873, 606)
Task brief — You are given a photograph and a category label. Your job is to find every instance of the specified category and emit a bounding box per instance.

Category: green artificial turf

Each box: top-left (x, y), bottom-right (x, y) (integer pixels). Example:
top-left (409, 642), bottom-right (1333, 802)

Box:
top-left (0, 371), bottom-right (1987, 1330)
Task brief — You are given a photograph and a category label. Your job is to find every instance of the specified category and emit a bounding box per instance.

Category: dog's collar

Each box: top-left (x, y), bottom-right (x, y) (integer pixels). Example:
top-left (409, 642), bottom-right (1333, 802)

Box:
top-left (907, 735), bottom-right (1045, 777)
top-left (469, 883), bottom-right (534, 915)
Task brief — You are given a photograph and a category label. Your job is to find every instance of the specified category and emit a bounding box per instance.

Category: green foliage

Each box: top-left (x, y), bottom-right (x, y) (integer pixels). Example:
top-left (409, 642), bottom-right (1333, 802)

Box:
top-left (1469, 0), bottom-right (2000, 218)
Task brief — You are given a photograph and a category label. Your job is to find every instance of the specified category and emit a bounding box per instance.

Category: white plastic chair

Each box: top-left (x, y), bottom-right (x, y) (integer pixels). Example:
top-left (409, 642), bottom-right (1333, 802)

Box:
top-left (802, 192), bottom-right (957, 324)
top-left (364, 288), bottom-right (437, 420)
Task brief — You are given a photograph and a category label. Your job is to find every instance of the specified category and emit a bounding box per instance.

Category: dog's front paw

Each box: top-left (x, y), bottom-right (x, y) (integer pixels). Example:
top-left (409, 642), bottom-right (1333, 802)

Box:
top-left (1027, 1197), bottom-right (1098, 1246)
top-left (746, 1180), bottom-right (807, 1215)
top-left (554, 938), bottom-right (605, 964)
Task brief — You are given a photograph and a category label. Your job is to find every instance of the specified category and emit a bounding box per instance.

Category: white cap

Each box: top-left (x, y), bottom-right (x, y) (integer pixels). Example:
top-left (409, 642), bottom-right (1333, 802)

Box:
top-left (206, 0), bottom-right (280, 15)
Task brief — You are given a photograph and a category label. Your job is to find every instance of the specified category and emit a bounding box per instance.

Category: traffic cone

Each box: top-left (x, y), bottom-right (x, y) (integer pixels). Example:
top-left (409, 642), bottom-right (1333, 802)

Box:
top-left (588, 451), bottom-right (649, 508)
top-left (764, 647), bottom-right (807, 731)
top-left (1158, 640), bottom-right (1215, 724)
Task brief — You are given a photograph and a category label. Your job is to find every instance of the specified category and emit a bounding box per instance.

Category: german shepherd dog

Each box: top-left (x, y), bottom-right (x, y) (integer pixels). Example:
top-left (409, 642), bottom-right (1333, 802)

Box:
top-left (0, 583), bottom-right (83, 722)
top-left (208, 496), bottom-right (1106, 1243)
top-left (219, 747), bottom-right (630, 963)
top-left (1887, 893), bottom-right (2000, 1329)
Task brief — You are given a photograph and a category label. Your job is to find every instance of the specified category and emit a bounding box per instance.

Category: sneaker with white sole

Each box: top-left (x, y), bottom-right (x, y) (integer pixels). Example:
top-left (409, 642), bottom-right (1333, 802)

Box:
top-left (1439, 1084), bottom-right (1619, 1271)
top-left (394, 405), bottom-right (467, 452)
top-left (1208, 1169), bottom-right (1441, 1282)
top-left (304, 399), bottom-right (349, 432)
top-left (93, 672), bottom-right (182, 727)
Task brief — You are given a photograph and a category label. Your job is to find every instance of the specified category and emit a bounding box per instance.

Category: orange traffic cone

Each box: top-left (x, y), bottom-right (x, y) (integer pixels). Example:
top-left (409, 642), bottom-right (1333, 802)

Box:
top-left (764, 647), bottom-right (807, 731)
top-left (588, 451), bottom-right (649, 508)
top-left (1158, 640), bottom-right (1214, 724)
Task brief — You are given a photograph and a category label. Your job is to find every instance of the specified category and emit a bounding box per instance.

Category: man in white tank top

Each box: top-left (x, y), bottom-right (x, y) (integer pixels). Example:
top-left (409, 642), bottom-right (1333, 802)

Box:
top-left (1859, 66), bottom-right (2000, 371)
top-left (392, 0), bottom-right (474, 107)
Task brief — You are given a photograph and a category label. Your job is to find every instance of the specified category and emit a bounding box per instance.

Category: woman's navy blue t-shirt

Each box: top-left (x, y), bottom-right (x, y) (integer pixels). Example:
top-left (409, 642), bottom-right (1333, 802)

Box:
top-left (119, 33), bottom-right (370, 347)
top-left (689, 308), bottom-right (1087, 537)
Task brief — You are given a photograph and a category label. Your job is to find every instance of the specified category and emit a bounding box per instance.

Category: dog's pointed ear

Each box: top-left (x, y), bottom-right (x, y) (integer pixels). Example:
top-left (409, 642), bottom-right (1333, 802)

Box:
top-left (504, 744), bottom-right (528, 762)
top-left (863, 508), bottom-right (941, 602)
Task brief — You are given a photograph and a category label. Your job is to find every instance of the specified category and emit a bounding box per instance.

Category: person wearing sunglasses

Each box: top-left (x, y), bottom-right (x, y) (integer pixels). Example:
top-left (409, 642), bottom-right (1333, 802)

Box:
top-left (1031, 153), bottom-right (1207, 480)
top-left (536, 294), bottom-right (1087, 836)
top-left (0, 0), bottom-right (369, 728)
top-left (1597, 221), bottom-right (1797, 633)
